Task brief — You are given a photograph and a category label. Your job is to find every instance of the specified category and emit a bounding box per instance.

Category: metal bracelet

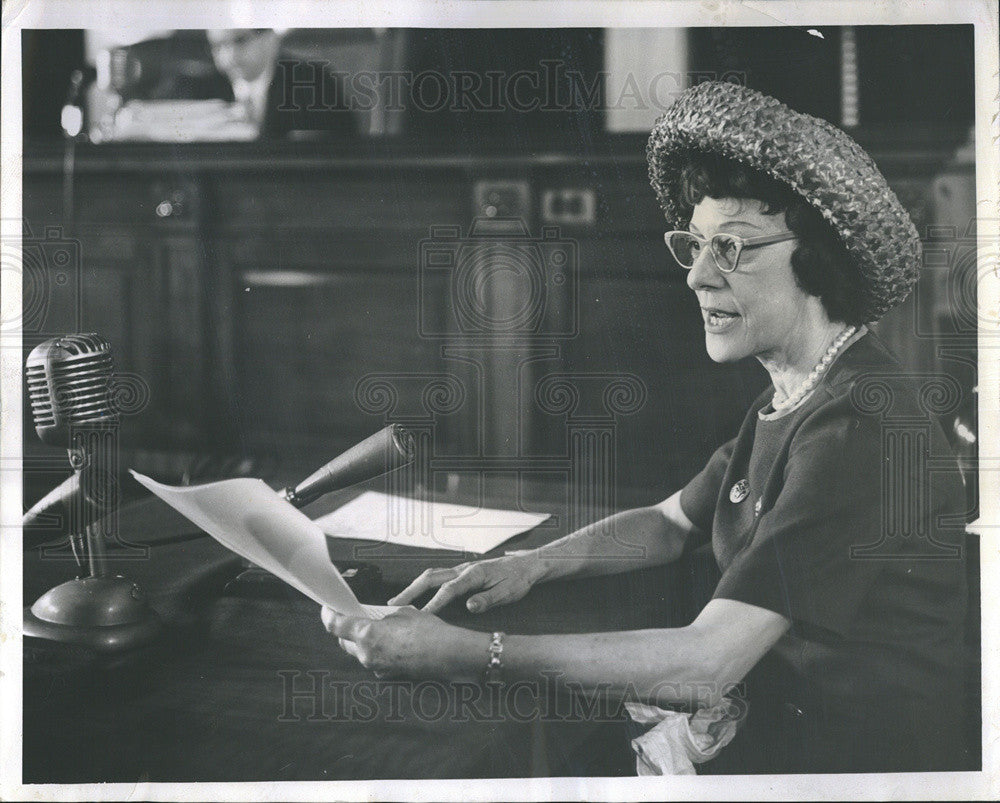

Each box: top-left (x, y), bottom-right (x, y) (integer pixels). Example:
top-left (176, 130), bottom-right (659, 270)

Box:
top-left (485, 631), bottom-right (505, 685)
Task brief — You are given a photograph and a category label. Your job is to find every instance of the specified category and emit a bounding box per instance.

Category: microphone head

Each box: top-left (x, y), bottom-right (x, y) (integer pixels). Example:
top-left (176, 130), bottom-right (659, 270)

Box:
top-left (390, 423), bottom-right (415, 463)
top-left (26, 334), bottom-right (117, 447)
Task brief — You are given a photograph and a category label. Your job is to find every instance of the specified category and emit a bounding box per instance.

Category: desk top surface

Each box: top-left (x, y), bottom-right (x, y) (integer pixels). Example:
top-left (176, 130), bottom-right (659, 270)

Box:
top-left (23, 477), bottom-right (701, 782)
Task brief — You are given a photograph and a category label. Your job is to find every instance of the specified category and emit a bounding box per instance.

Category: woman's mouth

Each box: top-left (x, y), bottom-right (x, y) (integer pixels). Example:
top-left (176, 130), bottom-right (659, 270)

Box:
top-left (702, 307), bottom-right (741, 331)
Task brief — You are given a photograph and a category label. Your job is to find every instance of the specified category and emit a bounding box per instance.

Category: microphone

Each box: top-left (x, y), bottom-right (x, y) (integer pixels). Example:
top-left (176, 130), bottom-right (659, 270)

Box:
top-left (23, 333), bottom-right (160, 652)
top-left (281, 424), bottom-right (415, 508)
top-left (24, 334), bottom-right (118, 533)
top-left (26, 332), bottom-right (117, 445)
top-left (223, 424), bottom-right (416, 598)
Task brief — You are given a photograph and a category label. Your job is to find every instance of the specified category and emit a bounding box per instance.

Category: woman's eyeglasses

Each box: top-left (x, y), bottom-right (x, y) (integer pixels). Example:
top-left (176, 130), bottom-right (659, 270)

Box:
top-left (664, 230), bottom-right (798, 273)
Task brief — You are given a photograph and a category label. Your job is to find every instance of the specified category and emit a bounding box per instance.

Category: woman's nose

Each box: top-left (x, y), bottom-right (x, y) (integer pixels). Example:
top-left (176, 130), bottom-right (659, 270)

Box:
top-left (685, 247), bottom-right (725, 292)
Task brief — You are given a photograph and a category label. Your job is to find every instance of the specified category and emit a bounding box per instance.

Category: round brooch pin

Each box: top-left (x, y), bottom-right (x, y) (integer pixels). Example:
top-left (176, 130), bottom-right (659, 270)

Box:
top-left (729, 479), bottom-right (750, 504)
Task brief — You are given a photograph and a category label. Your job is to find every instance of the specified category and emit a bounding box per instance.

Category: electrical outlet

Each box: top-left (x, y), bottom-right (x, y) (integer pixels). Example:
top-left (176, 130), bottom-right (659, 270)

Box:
top-left (541, 188), bottom-right (596, 226)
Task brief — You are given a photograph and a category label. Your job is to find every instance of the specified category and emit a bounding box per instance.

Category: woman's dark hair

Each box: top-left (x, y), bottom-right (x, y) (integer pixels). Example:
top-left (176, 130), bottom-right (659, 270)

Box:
top-left (677, 151), bottom-right (867, 326)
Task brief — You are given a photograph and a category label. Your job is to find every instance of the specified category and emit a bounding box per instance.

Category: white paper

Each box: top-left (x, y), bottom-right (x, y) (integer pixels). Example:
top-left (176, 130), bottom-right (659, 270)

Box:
top-left (313, 490), bottom-right (550, 554)
top-left (129, 470), bottom-right (395, 619)
top-left (112, 100), bottom-right (260, 141)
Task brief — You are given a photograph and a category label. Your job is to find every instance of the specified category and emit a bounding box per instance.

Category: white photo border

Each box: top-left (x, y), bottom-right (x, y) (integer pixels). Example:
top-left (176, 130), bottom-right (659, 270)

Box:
top-left (2, 1), bottom-right (997, 800)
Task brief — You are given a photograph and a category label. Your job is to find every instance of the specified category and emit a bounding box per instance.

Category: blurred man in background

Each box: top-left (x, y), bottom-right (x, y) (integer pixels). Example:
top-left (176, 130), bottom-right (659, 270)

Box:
top-left (208, 27), bottom-right (370, 139)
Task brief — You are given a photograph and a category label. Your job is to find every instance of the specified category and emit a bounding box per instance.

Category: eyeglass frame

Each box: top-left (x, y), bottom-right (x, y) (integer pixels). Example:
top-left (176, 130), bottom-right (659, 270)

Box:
top-left (664, 229), bottom-right (798, 273)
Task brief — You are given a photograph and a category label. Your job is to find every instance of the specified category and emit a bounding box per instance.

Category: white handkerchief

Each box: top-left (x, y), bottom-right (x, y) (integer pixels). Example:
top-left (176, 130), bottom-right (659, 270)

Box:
top-left (129, 471), bottom-right (396, 619)
top-left (624, 699), bottom-right (742, 775)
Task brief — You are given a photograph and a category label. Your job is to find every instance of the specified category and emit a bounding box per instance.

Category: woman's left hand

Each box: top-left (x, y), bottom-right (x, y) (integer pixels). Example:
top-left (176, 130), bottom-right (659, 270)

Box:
top-left (321, 606), bottom-right (481, 681)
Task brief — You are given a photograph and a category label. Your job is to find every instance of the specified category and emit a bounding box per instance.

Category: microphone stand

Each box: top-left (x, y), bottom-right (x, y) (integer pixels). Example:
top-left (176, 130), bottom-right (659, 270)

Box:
top-left (24, 427), bottom-right (162, 653)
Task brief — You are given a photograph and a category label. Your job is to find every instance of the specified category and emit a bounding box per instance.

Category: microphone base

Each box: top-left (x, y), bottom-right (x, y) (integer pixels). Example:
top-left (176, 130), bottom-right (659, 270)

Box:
top-left (24, 576), bottom-right (162, 653)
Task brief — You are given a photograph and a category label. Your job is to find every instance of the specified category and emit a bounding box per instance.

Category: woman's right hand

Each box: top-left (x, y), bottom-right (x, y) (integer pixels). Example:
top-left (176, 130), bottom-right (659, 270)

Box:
top-left (387, 553), bottom-right (544, 614)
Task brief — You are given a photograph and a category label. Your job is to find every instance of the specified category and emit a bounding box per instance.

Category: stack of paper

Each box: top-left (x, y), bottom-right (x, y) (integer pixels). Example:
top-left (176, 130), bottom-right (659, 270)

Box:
top-left (112, 100), bottom-right (259, 141)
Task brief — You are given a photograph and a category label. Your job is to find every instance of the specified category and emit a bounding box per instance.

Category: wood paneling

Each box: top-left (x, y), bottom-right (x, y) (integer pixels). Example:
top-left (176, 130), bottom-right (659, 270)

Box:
top-left (21, 138), bottom-right (963, 503)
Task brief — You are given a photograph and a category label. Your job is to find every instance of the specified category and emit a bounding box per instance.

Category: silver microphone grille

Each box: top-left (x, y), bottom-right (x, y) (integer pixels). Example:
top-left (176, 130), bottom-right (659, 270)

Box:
top-left (26, 334), bottom-right (116, 446)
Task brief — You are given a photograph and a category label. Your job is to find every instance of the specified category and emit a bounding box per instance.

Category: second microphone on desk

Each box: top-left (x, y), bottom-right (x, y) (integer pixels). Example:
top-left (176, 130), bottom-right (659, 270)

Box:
top-left (281, 424), bottom-right (415, 508)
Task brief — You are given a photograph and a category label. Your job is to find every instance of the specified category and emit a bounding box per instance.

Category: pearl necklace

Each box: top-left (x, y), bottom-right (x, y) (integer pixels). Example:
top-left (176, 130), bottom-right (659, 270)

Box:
top-left (771, 325), bottom-right (857, 412)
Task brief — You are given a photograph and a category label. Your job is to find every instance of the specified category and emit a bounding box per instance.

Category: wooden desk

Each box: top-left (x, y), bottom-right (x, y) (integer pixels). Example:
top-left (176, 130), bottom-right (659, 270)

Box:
top-left (22, 476), bottom-right (717, 782)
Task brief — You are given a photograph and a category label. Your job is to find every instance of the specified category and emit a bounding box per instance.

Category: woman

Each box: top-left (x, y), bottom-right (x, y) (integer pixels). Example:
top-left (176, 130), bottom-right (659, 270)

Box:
top-left (323, 81), bottom-right (969, 774)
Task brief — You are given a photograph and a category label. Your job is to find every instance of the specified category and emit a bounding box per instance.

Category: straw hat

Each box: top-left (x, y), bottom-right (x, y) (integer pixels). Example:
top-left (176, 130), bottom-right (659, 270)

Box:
top-left (647, 81), bottom-right (921, 322)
